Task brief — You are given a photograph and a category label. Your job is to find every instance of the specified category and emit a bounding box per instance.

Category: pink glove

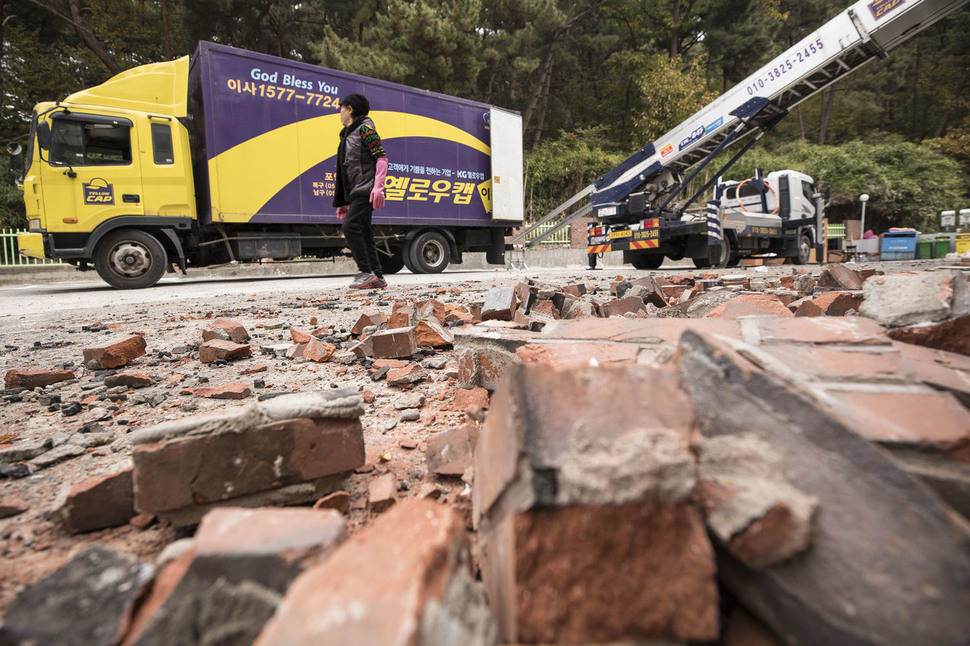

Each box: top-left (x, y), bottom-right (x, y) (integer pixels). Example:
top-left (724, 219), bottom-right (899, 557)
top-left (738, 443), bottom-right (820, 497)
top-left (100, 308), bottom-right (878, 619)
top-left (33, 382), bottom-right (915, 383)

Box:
top-left (370, 157), bottom-right (388, 210)
top-left (337, 205), bottom-right (348, 220)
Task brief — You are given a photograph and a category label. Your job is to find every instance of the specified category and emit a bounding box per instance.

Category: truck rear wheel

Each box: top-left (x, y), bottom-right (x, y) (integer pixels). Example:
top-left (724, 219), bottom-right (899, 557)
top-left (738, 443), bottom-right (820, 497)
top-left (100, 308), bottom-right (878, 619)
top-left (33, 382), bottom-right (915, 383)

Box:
top-left (630, 254), bottom-right (664, 270)
top-left (407, 231), bottom-right (450, 274)
top-left (94, 229), bottom-right (167, 289)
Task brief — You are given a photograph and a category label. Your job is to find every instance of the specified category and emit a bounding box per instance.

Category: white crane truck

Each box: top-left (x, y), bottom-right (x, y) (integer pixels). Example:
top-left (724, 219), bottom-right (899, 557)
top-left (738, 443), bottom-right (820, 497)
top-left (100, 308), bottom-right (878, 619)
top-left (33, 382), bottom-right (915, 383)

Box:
top-left (586, 0), bottom-right (968, 269)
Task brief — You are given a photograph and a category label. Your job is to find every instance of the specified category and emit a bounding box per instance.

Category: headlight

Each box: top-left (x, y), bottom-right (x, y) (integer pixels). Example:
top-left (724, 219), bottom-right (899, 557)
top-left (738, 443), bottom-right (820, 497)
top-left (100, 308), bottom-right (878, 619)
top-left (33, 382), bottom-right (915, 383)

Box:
top-left (28, 219), bottom-right (41, 230)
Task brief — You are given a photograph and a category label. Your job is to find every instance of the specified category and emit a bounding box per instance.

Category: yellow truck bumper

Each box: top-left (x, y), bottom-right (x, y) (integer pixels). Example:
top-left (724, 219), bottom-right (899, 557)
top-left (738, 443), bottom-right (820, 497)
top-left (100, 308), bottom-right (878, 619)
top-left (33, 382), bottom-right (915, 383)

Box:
top-left (17, 232), bottom-right (46, 260)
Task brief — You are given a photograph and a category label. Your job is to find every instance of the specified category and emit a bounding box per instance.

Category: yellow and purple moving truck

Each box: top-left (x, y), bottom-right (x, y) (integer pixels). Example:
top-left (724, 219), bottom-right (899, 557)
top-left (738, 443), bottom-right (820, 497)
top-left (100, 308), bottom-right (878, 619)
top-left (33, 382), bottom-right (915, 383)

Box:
top-left (12, 41), bottom-right (523, 288)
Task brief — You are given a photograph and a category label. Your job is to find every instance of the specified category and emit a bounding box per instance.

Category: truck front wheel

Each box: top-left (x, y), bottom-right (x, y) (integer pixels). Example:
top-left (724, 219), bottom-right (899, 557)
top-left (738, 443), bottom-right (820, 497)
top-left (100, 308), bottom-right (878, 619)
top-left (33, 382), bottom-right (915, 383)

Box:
top-left (94, 229), bottom-right (167, 289)
top-left (407, 231), bottom-right (450, 274)
top-left (795, 234), bottom-right (812, 265)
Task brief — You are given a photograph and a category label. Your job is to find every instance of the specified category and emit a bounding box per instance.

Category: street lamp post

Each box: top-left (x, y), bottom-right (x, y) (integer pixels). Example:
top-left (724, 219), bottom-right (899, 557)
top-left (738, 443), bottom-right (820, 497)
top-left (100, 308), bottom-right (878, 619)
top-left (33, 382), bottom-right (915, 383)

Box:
top-left (859, 193), bottom-right (869, 240)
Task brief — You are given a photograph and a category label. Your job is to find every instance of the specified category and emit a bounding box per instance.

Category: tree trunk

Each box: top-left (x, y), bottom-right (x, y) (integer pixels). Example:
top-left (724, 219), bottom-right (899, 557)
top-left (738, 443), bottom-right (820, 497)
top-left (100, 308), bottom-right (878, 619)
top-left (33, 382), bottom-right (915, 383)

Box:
top-left (669, 0), bottom-right (681, 59)
top-left (910, 45), bottom-right (921, 139)
top-left (796, 105), bottom-right (805, 139)
top-left (69, 0), bottom-right (121, 74)
top-left (531, 59), bottom-right (554, 150)
top-left (933, 68), bottom-right (970, 138)
top-left (523, 46), bottom-right (554, 135)
top-left (817, 87), bottom-right (835, 144)
top-left (161, 0), bottom-right (171, 59)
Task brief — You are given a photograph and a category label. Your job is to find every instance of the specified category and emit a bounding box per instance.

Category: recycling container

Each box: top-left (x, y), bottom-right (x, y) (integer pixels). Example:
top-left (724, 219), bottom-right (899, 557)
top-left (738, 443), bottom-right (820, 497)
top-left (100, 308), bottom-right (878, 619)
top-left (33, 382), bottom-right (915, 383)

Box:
top-left (933, 235), bottom-right (951, 258)
top-left (916, 238), bottom-right (932, 259)
top-left (880, 231), bottom-right (917, 260)
top-left (957, 234), bottom-right (970, 255)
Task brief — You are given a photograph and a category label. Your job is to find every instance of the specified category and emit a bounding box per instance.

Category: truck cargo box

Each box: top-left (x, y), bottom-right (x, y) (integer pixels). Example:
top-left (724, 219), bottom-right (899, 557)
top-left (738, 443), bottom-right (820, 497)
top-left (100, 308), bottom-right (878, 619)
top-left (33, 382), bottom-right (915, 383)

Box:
top-left (188, 42), bottom-right (523, 229)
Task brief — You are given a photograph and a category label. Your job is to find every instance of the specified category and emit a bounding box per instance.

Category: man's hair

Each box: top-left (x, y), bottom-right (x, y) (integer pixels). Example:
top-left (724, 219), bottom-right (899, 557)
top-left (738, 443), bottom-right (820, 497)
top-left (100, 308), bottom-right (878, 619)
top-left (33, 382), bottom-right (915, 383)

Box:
top-left (340, 93), bottom-right (370, 117)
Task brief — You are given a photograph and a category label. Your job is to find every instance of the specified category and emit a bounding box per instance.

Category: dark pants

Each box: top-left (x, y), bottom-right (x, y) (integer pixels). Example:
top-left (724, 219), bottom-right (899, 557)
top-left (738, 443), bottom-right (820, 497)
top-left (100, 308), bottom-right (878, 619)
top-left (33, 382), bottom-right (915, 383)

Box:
top-left (342, 197), bottom-right (382, 276)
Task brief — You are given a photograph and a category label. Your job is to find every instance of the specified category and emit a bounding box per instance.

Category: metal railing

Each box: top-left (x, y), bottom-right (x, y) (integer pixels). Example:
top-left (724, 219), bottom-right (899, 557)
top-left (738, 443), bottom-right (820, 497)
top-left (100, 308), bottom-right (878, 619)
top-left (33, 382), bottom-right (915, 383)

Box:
top-left (0, 229), bottom-right (62, 267)
top-left (522, 222), bottom-right (572, 245)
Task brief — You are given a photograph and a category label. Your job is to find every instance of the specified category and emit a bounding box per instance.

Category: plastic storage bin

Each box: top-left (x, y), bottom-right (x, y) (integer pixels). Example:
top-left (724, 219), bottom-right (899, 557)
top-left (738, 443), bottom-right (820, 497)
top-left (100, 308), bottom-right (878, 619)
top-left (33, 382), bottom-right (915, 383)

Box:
top-left (880, 230), bottom-right (917, 260)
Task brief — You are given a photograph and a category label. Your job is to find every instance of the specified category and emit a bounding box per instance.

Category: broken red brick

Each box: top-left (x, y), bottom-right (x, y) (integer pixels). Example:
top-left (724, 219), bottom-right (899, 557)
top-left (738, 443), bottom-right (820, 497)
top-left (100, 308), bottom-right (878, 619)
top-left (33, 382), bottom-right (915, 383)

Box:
top-left (60, 467), bottom-right (135, 534)
top-left (811, 291), bottom-right (863, 316)
top-left (82, 334), bottom-right (147, 369)
top-left (426, 424), bottom-right (479, 477)
top-left (198, 339), bottom-right (251, 363)
top-left (203, 318), bottom-right (250, 344)
top-left (304, 338), bottom-right (337, 362)
top-left (254, 500), bottom-right (467, 646)
top-left (368, 473), bottom-right (397, 512)
top-left (313, 490), bottom-right (351, 514)
top-left (451, 387), bottom-right (490, 411)
top-left (708, 294), bottom-right (794, 319)
top-left (4, 368), bottom-right (74, 390)
top-left (191, 382), bottom-right (252, 399)
top-left (415, 319), bottom-right (455, 348)
top-left (351, 313), bottom-right (387, 336)
top-left (818, 263), bottom-right (863, 290)
top-left (370, 327), bottom-right (418, 359)
top-left (133, 416), bottom-right (365, 514)
top-left (290, 327), bottom-right (315, 345)
top-left (103, 372), bottom-right (153, 389)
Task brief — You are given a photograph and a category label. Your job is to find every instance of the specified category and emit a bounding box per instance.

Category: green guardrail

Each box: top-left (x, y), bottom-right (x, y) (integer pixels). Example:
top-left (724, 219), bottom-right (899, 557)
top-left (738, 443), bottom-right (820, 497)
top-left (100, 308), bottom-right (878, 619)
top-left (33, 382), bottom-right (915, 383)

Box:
top-left (827, 223), bottom-right (845, 239)
top-left (0, 229), bottom-right (63, 268)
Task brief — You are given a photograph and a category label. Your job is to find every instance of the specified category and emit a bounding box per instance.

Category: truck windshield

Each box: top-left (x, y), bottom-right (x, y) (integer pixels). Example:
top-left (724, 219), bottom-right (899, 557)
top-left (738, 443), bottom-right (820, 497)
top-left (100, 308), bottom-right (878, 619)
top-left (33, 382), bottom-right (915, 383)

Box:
top-left (49, 114), bottom-right (132, 166)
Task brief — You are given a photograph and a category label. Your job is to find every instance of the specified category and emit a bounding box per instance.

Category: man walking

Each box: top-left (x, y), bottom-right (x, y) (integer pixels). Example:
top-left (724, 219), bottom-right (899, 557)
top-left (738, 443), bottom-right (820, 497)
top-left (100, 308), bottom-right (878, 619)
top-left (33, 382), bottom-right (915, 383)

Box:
top-left (334, 93), bottom-right (388, 289)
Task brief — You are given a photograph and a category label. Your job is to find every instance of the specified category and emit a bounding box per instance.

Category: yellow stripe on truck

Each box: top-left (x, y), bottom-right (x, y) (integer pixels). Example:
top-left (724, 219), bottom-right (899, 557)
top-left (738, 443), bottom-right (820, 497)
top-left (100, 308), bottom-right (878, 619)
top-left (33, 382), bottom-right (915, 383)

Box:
top-left (208, 111), bottom-right (490, 222)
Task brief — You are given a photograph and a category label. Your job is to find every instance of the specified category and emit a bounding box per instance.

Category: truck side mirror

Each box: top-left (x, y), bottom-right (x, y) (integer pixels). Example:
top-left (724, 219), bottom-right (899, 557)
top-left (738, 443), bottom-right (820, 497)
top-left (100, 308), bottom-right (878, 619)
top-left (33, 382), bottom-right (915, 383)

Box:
top-left (36, 122), bottom-right (51, 151)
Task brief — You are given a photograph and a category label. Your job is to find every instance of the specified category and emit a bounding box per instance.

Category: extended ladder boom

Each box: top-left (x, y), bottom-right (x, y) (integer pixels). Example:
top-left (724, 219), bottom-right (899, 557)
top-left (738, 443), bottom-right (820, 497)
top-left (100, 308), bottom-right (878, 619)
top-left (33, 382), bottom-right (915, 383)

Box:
top-left (591, 0), bottom-right (969, 221)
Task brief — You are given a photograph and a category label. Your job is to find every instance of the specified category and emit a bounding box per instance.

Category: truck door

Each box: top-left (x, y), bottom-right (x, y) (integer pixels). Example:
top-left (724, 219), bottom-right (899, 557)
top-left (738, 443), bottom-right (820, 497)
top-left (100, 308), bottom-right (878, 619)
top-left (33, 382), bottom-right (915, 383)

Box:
top-left (42, 111), bottom-right (144, 236)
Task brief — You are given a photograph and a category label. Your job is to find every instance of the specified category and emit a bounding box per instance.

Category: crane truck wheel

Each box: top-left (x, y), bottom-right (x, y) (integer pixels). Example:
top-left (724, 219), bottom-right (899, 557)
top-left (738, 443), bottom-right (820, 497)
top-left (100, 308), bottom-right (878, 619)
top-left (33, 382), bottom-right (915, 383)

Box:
top-left (795, 234), bottom-right (812, 265)
top-left (94, 229), bottom-right (168, 289)
top-left (630, 254), bottom-right (664, 270)
top-left (407, 231), bottom-right (450, 274)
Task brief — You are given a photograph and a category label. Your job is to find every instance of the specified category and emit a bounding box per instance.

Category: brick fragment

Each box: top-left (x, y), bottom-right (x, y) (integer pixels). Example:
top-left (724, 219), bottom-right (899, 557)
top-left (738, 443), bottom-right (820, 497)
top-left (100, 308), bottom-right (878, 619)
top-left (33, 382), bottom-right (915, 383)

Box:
top-left (415, 319), bottom-right (454, 348)
top-left (289, 327), bottom-right (315, 345)
top-left (313, 490), bottom-right (351, 514)
top-left (810, 290), bottom-right (863, 316)
top-left (255, 500), bottom-right (489, 646)
top-left (2, 546), bottom-right (152, 646)
top-left (817, 263), bottom-right (863, 290)
top-left (426, 424), bottom-right (478, 476)
top-left (351, 312), bottom-right (387, 336)
top-left (203, 318), bottom-right (250, 343)
top-left (451, 386), bottom-right (490, 411)
top-left (386, 364), bottom-right (428, 386)
top-left (370, 326), bottom-right (418, 359)
top-left (792, 298), bottom-right (824, 317)
top-left (191, 382), bottom-right (252, 399)
top-left (82, 334), bottom-right (146, 369)
top-left (415, 299), bottom-right (447, 325)
top-left (4, 368), bottom-right (74, 389)
top-left (388, 302), bottom-right (416, 329)
top-left (529, 299), bottom-right (560, 319)
top-left (304, 338), bottom-right (336, 362)
top-left (133, 415), bottom-right (364, 515)
top-left (887, 313), bottom-right (970, 357)
top-left (482, 287), bottom-right (518, 321)
top-left (103, 372), bottom-right (153, 389)
top-left (485, 503), bottom-right (717, 644)
top-left (600, 296), bottom-right (647, 318)
top-left (708, 293), bottom-right (794, 319)
top-left (368, 473), bottom-right (397, 512)
top-left (59, 467), bottom-right (136, 534)
top-left (124, 508), bottom-right (346, 646)
top-left (0, 494), bottom-right (29, 519)
top-left (198, 339), bottom-right (251, 363)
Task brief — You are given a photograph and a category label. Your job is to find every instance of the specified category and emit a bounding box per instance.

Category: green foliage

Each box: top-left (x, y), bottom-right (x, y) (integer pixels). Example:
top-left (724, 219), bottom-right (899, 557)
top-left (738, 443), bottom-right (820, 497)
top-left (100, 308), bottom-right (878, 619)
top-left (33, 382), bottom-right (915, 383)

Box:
top-left (524, 128), bottom-right (625, 222)
top-left (633, 54), bottom-right (718, 143)
top-left (0, 158), bottom-right (27, 230)
top-left (731, 136), bottom-right (969, 231)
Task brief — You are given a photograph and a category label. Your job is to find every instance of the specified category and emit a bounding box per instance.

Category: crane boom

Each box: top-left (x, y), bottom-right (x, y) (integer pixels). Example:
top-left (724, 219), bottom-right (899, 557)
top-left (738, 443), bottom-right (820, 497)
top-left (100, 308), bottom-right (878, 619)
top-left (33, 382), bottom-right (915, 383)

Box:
top-left (592, 0), bottom-right (969, 221)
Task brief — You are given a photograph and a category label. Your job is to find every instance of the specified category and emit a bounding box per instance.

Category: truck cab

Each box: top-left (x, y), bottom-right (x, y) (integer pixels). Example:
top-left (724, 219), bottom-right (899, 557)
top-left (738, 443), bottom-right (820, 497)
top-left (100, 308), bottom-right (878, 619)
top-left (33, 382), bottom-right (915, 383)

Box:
top-left (16, 58), bottom-right (197, 288)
